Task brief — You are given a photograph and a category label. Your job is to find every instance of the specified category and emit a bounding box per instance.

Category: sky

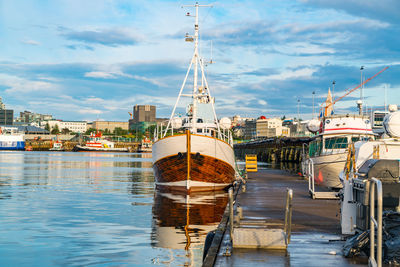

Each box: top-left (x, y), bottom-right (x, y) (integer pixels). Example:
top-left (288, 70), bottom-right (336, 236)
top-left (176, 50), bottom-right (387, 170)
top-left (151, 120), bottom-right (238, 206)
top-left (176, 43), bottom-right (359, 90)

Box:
top-left (0, 0), bottom-right (399, 122)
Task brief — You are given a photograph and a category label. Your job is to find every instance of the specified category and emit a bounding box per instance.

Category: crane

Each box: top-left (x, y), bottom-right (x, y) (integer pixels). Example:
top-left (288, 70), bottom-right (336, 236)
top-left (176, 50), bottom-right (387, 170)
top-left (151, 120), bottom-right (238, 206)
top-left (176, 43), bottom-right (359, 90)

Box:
top-left (128, 112), bottom-right (133, 119)
top-left (326, 66), bottom-right (389, 109)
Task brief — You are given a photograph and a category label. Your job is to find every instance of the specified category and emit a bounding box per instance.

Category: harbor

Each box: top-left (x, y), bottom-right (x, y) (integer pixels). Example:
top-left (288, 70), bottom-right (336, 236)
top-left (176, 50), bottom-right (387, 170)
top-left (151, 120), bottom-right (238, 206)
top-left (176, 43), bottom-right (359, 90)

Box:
top-left (1, 1), bottom-right (400, 266)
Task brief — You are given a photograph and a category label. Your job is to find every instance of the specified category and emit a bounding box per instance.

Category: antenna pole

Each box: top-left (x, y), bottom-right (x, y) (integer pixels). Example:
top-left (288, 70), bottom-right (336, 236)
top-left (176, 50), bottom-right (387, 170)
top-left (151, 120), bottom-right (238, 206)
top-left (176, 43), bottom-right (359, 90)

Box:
top-left (192, 3), bottom-right (199, 134)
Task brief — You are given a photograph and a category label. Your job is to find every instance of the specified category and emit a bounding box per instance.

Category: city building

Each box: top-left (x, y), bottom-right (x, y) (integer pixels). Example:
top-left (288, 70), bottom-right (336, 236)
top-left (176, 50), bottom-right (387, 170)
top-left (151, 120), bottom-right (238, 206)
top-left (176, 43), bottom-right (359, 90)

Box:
top-left (0, 97), bottom-right (14, 125)
top-left (243, 119), bottom-right (256, 140)
top-left (129, 105), bottom-right (157, 134)
top-left (256, 118), bottom-right (285, 138)
top-left (16, 110), bottom-right (53, 126)
top-left (92, 121), bottom-right (129, 132)
top-left (43, 120), bottom-right (87, 133)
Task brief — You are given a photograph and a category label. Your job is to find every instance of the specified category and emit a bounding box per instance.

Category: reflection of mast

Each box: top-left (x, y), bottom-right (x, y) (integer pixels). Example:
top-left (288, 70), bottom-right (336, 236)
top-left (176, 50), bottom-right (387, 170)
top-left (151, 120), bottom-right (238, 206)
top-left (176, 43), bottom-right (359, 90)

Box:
top-left (184, 194), bottom-right (191, 250)
top-left (151, 190), bottom-right (228, 265)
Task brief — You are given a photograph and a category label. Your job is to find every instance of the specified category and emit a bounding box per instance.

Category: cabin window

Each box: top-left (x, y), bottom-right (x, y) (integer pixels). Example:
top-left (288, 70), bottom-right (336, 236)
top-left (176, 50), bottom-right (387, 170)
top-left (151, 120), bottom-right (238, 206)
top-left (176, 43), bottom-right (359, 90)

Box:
top-left (324, 136), bottom-right (348, 149)
top-left (351, 136), bottom-right (360, 143)
top-left (309, 140), bottom-right (322, 157)
top-left (197, 129), bottom-right (203, 133)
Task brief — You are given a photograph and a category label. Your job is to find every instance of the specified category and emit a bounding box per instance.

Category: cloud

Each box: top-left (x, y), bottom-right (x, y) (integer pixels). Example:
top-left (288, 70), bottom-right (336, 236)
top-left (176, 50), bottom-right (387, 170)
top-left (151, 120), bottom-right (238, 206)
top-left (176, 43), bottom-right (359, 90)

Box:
top-left (84, 71), bottom-right (118, 79)
top-left (62, 27), bottom-right (142, 47)
top-left (21, 39), bottom-right (40, 46)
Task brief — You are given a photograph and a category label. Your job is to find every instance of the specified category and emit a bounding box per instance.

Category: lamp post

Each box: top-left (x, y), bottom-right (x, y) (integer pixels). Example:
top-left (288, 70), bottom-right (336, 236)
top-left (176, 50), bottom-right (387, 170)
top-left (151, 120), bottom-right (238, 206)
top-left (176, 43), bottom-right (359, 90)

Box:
top-left (360, 66), bottom-right (364, 114)
top-left (312, 91), bottom-right (315, 118)
top-left (332, 81), bottom-right (335, 102)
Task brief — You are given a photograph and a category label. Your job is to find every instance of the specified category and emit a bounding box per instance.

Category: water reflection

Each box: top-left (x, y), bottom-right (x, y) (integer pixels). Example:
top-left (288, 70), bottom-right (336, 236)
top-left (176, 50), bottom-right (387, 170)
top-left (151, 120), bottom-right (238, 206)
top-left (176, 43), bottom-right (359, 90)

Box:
top-left (151, 190), bottom-right (228, 267)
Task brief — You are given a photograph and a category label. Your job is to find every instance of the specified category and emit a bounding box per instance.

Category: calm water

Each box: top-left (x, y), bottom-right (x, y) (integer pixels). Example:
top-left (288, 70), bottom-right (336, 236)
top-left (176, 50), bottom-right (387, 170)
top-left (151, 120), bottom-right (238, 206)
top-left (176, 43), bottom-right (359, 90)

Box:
top-left (0, 151), bottom-right (227, 267)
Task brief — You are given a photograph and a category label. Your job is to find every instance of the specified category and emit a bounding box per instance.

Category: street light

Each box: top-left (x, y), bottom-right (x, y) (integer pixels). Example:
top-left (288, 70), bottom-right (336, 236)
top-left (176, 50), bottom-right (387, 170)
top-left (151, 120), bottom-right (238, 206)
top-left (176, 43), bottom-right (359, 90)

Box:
top-left (332, 81), bottom-right (336, 102)
top-left (360, 66), bottom-right (364, 114)
top-left (312, 91), bottom-right (316, 118)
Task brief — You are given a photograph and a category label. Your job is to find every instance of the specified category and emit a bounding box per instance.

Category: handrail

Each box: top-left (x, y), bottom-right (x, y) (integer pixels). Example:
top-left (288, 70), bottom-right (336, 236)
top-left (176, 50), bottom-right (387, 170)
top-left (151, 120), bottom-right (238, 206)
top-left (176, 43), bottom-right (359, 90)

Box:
top-left (284, 188), bottom-right (293, 245)
top-left (369, 178), bottom-right (383, 267)
top-left (307, 158), bottom-right (315, 197)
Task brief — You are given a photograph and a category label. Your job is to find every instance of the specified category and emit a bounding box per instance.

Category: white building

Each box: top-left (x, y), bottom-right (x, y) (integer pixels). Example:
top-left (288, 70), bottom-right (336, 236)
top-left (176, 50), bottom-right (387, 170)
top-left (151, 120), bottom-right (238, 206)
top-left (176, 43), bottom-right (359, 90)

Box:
top-left (43, 120), bottom-right (87, 133)
top-left (256, 118), bottom-right (288, 138)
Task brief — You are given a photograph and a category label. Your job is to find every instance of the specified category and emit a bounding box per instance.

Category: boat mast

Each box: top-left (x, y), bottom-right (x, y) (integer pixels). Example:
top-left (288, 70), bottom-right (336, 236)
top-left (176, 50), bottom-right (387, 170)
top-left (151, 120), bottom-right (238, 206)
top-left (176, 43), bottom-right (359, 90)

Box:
top-left (192, 3), bottom-right (200, 134)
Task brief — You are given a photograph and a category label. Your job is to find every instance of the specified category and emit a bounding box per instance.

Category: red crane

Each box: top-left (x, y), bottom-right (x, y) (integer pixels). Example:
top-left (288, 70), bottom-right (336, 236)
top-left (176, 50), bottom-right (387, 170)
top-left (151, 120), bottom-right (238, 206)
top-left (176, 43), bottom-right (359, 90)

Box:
top-left (324, 66), bottom-right (389, 109)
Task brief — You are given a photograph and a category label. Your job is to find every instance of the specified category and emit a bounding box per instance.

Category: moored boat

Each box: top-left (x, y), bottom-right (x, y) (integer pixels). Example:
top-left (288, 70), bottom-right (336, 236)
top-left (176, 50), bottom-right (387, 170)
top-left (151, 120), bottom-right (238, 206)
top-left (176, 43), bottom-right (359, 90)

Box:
top-left (0, 126), bottom-right (25, 151)
top-left (152, 3), bottom-right (236, 192)
top-left (73, 131), bottom-right (129, 152)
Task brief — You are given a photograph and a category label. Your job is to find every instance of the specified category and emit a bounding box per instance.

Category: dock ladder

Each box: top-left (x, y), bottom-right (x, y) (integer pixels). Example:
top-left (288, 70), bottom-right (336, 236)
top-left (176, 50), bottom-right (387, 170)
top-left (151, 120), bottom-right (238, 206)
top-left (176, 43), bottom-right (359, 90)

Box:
top-left (369, 178), bottom-right (383, 267)
top-left (305, 158), bottom-right (338, 200)
top-left (245, 154), bottom-right (258, 172)
top-left (229, 187), bottom-right (293, 249)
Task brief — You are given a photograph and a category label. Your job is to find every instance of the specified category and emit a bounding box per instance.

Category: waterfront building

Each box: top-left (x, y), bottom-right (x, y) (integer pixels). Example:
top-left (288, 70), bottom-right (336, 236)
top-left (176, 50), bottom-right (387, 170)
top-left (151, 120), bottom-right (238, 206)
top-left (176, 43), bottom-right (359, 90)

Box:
top-left (44, 120), bottom-right (87, 133)
top-left (244, 119), bottom-right (256, 140)
top-left (92, 121), bottom-right (129, 132)
top-left (256, 117), bottom-right (285, 138)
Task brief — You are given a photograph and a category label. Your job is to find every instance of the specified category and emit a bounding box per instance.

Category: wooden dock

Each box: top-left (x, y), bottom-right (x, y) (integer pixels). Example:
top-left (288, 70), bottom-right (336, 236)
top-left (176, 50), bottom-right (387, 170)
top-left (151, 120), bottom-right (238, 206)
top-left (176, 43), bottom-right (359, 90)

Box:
top-left (203, 168), bottom-right (368, 267)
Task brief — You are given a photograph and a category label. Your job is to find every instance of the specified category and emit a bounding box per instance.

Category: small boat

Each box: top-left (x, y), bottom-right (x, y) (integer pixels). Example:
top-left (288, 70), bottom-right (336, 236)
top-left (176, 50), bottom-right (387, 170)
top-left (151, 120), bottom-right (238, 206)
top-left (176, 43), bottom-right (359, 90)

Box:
top-left (152, 3), bottom-right (237, 192)
top-left (0, 126), bottom-right (25, 151)
top-left (138, 136), bottom-right (152, 153)
top-left (73, 131), bottom-right (129, 152)
top-left (49, 135), bottom-right (64, 151)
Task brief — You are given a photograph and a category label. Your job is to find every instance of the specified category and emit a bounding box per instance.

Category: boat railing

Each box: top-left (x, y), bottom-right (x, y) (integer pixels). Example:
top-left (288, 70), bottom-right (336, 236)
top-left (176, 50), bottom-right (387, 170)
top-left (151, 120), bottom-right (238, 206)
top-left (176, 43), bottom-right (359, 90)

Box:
top-left (306, 158), bottom-right (338, 200)
top-left (154, 119), bottom-right (233, 145)
top-left (369, 178), bottom-right (383, 267)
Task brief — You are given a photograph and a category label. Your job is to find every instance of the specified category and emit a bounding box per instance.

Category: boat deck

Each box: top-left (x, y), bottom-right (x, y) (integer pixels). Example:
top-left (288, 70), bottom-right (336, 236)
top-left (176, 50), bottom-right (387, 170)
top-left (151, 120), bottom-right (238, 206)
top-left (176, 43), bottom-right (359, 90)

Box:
top-left (212, 168), bottom-right (368, 267)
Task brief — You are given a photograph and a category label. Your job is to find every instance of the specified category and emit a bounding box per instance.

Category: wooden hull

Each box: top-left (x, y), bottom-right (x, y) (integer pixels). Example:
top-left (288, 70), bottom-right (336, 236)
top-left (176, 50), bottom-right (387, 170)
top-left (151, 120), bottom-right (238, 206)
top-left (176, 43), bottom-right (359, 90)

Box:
top-left (152, 132), bottom-right (236, 192)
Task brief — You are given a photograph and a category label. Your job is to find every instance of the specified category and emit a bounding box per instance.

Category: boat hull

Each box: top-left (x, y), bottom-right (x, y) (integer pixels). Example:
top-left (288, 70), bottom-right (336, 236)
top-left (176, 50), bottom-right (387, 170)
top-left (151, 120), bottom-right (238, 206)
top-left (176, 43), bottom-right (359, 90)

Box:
top-left (73, 145), bottom-right (129, 152)
top-left (152, 133), bottom-right (236, 192)
top-left (311, 152), bottom-right (347, 188)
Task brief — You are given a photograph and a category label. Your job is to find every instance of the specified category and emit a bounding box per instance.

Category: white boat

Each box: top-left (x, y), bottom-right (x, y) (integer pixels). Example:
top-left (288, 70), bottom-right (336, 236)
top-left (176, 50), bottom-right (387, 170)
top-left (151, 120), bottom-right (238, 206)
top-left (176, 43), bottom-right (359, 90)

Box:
top-left (73, 131), bottom-right (129, 152)
top-left (138, 137), bottom-right (152, 153)
top-left (340, 106), bottom-right (400, 235)
top-left (152, 3), bottom-right (236, 192)
top-left (306, 114), bottom-right (375, 188)
top-left (0, 126), bottom-right (25, 150)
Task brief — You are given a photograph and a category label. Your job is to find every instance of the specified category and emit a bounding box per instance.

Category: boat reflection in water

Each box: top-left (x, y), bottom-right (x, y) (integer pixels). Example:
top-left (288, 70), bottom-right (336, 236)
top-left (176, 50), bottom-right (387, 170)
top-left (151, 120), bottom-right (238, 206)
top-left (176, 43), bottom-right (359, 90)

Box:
top-left (151, 190), bottom-right (228, 266)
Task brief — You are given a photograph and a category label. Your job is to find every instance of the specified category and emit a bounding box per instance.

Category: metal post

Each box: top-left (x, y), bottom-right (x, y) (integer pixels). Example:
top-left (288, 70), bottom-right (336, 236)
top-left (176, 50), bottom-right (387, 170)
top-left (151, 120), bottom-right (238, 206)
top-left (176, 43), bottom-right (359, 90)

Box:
top-left (229, 187), bottom-right (234, 244)
top-left (369, 178), bottom-right (382, 267)
top-left (284, 188), bottom-right (293, 245)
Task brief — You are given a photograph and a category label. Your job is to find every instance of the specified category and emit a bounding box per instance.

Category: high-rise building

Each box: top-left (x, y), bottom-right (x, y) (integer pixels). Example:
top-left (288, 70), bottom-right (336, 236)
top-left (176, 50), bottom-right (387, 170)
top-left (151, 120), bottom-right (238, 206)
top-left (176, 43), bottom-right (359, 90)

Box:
top-left (129, 105), bottom-right (157, 134)
top-left (133, 105), bottom-right (156, 123)
top-left (0, 97), bottom-right (13, 125)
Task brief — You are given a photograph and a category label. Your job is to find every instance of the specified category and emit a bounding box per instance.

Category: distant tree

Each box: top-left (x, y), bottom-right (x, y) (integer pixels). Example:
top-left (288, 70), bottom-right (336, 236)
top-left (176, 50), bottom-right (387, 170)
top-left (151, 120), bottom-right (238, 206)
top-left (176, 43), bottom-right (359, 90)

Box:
top-left (45, 122), bottom-right (50, 131)
top-left (281, 115), bottom-right (286, 120)
top-left (51, 124), bottom-right (60, 134)
top-left (104, 128), bottom-right (110, 135)
top-left (85, 128), bottom-right (97, 135)
top-left (113, 127), bottom-right (128, 136)
top-left (61, 128), bottom-right (70, 134)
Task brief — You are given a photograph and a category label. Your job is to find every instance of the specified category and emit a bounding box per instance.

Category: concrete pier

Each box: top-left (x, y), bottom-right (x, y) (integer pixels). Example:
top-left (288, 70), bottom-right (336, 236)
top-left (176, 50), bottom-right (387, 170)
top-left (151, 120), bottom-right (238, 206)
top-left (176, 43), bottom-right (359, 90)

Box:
top-left (206, 169), bottom-right (368, 267)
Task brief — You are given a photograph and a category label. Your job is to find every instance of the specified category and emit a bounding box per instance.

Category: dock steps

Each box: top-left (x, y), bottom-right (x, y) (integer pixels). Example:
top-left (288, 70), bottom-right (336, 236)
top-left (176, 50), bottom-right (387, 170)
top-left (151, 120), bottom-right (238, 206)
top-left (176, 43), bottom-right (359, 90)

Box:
top-left (228, 188), bottom-right (293, 250)
top-left (310, 191), bottom-right (339, 200)
top-left (233, 228), bottom-right (287, 249)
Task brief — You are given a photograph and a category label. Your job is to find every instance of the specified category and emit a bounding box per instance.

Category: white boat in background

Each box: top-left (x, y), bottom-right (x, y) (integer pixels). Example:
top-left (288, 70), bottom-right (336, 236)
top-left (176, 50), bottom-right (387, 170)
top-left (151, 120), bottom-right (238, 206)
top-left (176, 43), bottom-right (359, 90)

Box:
top-left (138, 136), bottom-right (152, 153)
top-left (306, 114), bottom-right (374, 188)
top-left (73, 131), bottom-right (129, 152)
top-left (0, 126), bottom-right (25, 151)
top-left (340, 105), bottom-right (400, 234)
top-left (152, 3), bottom-right (236, 192)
